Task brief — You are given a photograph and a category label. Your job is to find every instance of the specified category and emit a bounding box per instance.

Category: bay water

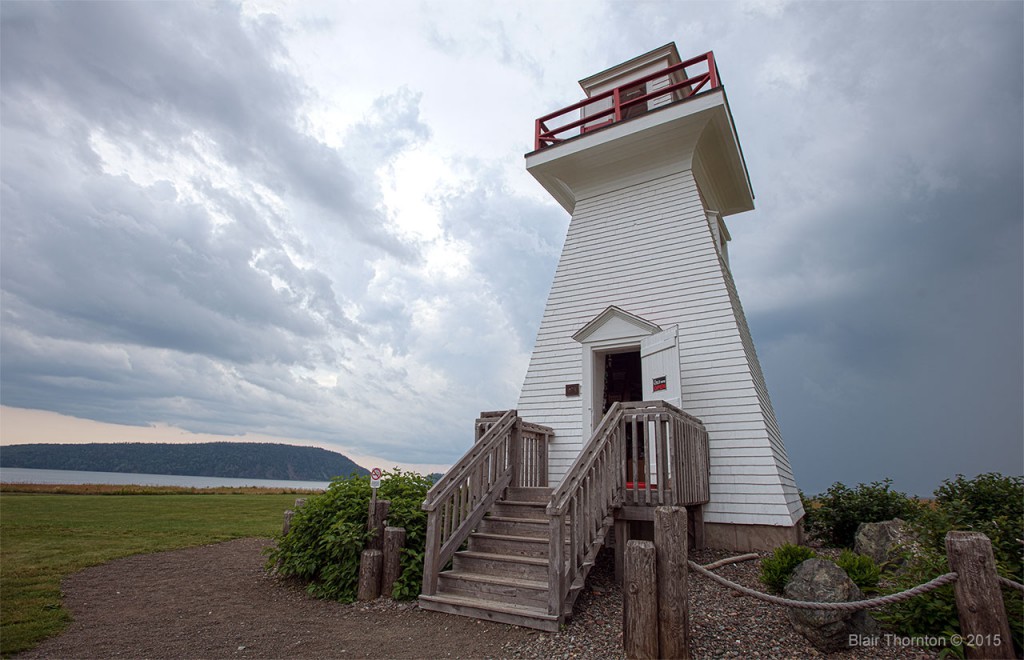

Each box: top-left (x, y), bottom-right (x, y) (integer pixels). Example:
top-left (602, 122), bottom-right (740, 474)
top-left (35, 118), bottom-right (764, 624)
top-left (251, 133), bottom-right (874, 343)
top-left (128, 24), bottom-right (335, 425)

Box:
top-left (0, 466), bottom-right (331, 490)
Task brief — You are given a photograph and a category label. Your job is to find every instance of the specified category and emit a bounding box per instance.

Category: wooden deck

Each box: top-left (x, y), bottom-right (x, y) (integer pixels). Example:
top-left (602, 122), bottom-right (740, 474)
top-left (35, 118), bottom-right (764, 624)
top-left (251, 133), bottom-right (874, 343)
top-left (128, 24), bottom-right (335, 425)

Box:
top-left (419, 401), bottom-right (709, 630)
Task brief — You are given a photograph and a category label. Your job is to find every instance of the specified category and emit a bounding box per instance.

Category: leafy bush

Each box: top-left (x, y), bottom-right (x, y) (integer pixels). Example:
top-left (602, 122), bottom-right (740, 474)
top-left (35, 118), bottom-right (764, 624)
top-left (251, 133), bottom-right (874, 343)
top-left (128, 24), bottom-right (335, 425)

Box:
top-left (877, 473), bottom-right (1023, 657)
top-left (805, 479), bottom-right (919, 548)
top-left (934, 472), bottom-right (1023, 523)
top-left (925, 473), bottom-right (1023, 584)
top-left (265, 470), bottom-right (432, 601)
top-left (760, 543), bottom-right (817, 593)
top-left (873, 546), bottom-right (963, 657)
top-left (835, 549), bottom-right (880, 592)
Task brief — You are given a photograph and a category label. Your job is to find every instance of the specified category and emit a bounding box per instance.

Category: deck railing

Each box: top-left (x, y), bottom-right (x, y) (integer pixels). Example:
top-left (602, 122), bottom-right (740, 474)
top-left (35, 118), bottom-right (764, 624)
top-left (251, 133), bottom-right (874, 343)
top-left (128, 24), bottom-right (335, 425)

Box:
top-left (474, 412), bottom-right (552, 488)
top-left (534, 50), bottom-right (720, 151)
top-left (545, 401), bottom-right (709, 616)
top-left (421, 410), bottom-right (552, 595)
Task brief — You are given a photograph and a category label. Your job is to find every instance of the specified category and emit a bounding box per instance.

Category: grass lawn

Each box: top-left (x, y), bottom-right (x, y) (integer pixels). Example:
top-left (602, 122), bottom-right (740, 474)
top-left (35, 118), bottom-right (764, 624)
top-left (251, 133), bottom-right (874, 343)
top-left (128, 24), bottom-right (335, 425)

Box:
top-left (0, 488), bottom-right (305, 656)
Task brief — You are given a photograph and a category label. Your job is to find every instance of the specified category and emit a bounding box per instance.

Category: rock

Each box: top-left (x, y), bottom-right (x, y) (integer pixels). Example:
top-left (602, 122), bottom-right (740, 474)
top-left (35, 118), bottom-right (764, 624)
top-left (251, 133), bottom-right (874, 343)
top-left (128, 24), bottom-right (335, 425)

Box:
top-left (783, 558), bottom-right (880, 652)
top-left (854, 518), bottom-right (916, 566)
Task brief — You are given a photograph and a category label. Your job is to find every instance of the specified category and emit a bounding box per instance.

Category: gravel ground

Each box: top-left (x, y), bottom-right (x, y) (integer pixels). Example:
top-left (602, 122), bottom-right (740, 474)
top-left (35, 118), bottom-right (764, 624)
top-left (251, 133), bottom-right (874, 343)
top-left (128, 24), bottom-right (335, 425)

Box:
top-left (22, 538), bottom-right (942, 659)
top-left (502, 547), bottom-right (939, 660)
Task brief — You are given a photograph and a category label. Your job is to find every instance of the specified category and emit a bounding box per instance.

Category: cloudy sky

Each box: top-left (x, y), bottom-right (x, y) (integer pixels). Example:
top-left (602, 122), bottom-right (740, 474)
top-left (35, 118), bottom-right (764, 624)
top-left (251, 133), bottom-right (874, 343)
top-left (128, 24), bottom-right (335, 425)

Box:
top-left (1, 1), bottom-right (1020, 495)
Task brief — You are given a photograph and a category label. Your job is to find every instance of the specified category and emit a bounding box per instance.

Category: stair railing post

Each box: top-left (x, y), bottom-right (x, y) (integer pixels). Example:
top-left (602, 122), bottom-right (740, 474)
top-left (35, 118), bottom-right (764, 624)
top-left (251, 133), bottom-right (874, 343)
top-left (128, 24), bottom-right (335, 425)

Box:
top-left (540, 431), bottom-right (549, 487)
top-left (510, 416), bottom-right (523, 488)
top-left (548, 511), bottom-right (565, 617)
top-left (421, 507), bottom-right (441, 596)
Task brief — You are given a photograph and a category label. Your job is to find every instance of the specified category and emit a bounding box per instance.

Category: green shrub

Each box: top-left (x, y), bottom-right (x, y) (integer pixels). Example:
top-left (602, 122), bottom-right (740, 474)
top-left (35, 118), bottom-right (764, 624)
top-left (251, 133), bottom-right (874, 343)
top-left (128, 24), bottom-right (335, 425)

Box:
top-left (760, 543), bottom-right (817, 593)
top-left (874, 546), bottom-right (963, 657)
top-left (934, 472), bottom-right (1023, 524)
top-left (265, 470), bottom-right (432, 601)
top-left (878, 473), bottom-right (1023, 657)
top-left (836, 549), bottom-right (880, 592)
top-left (805, 479), bottom-right (919, 548)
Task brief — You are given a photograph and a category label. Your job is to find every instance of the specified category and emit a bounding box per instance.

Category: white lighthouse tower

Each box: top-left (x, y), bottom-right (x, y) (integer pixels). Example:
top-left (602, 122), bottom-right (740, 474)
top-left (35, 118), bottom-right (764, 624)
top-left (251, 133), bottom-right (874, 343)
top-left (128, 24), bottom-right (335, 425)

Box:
top-left (518, 43), bottom-right (803, 550)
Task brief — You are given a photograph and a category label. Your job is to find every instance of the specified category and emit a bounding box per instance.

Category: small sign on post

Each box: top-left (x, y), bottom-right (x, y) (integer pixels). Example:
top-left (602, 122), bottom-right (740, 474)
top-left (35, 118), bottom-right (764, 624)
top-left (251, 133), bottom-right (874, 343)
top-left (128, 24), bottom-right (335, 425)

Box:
top-left (370, 467), bottom-right (382, 508)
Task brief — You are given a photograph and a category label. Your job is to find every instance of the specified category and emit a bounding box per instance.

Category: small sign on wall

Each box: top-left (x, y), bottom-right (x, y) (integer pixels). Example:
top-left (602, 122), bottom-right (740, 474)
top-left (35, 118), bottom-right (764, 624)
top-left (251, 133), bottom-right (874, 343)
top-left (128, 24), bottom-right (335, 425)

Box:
top-left (565, 383), bottom-right (580, 397)
top-left (652, 376), bottom-right (667, 392)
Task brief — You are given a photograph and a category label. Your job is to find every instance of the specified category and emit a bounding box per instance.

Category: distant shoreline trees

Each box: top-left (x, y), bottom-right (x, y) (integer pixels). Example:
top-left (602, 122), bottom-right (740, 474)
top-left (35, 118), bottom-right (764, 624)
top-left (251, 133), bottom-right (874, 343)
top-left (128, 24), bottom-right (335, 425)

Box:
top-left (0, 442), bottom-right (369, 481)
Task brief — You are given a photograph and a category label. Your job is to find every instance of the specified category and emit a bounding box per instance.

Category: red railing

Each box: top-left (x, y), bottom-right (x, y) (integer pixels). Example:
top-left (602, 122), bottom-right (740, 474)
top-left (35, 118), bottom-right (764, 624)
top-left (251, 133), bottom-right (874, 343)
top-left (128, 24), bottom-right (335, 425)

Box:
top-left (534, 50), bottom-right (720, 151)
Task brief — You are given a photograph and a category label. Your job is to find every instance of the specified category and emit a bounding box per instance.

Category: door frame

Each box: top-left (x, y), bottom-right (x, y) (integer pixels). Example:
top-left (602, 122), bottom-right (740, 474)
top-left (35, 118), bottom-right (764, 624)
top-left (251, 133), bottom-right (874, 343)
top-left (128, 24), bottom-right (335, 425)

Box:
top-left (573, 306), bottom-right (664, 439)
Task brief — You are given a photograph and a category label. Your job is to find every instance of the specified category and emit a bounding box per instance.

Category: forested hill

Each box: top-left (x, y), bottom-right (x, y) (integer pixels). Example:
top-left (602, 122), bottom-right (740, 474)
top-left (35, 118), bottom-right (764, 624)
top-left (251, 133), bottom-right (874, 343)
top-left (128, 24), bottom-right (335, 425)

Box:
top-left (0, 442), bottom-right (368, 481)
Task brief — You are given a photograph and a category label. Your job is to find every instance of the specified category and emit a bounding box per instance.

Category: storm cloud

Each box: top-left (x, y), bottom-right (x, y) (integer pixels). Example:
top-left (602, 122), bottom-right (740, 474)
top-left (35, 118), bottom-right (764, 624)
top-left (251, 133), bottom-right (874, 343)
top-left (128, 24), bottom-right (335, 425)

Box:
top-left (1, 1), bottom-right (1021, 489)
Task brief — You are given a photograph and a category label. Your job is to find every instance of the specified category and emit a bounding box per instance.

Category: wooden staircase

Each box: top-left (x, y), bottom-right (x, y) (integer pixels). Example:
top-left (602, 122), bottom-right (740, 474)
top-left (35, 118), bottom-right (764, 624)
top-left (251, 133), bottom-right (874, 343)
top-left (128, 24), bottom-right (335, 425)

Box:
top-left (418, 403), bottom-right (709, 631)
top-left (419, 486), bottom-right (561, 630)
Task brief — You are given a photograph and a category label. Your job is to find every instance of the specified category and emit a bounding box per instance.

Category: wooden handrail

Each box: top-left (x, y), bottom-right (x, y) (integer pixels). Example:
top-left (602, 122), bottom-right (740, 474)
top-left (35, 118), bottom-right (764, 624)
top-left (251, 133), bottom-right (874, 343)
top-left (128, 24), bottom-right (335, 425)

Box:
top-left (545, 400), bottom-right (709, 617)
top-left (548, 402), bottom-right (623, 516)
top-left (423, 409), bottom-right (517, 512)
top-left (421, 410), bottom-right (518, 596)
top-left (420, 410), bottom-right (553, 597)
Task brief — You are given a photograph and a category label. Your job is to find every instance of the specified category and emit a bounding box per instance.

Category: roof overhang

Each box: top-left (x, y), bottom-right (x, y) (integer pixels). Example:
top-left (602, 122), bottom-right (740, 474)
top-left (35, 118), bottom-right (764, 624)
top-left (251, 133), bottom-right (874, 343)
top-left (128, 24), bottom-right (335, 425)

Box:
top-left (525, 87), bottom-right (754, 217)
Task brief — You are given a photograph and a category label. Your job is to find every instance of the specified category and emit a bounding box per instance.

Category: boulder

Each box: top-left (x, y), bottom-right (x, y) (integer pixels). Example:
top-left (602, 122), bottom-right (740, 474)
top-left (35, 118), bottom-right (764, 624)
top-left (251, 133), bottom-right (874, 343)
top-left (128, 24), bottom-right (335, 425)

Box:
top-left (854, 519), bottom-right (915, 566)
top-left (784, 558), bottom-right (880, 652)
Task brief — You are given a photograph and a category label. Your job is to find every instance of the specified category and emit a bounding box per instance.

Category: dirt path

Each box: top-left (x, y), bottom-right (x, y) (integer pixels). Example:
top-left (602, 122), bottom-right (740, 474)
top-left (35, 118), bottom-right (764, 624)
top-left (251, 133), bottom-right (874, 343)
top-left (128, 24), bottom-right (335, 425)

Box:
top-left (19, 538), bottom-right (535, 659)
top-left (20, 538), bottom-right (941, 659)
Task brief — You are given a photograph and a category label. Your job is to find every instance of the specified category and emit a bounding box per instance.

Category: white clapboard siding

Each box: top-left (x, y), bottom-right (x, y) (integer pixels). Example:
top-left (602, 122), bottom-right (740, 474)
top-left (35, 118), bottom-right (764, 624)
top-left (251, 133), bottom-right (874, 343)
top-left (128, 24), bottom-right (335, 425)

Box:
top-left (517, 167), bottom-right (803, 528)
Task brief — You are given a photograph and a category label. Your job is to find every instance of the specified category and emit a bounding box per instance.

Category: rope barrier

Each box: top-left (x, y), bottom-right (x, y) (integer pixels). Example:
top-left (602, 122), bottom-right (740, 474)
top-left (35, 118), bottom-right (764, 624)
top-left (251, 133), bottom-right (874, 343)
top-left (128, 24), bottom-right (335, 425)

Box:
top-left (998, 575), bottom-right (1024, 593)
top-left (687, 560), bottom-right (958, 611)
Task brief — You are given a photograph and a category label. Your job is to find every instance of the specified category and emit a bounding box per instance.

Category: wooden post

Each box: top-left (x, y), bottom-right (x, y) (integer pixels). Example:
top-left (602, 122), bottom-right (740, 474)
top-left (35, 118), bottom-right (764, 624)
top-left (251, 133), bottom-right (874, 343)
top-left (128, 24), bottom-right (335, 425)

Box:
top-left (547, 513), bottom-right (565, 616)
top-left (294, 498), bottom-right (306, 509)
top-left (510, 418), bottom-right (523, 488)
top-left (282, 509), bottom-right (294, 536)
top-left (655, 506), bottom-right (690, 659)
top-left (357, 549), bottom-right (383, 600)
top-left (690, 506), bottom-right (705, 551)
top-left (945, 531), bottom-right (1013, 659)
top-left (614, 518), bottom-right (629, 585)
top-left (421, 509), bottom-right (441, 596)
top-left (367, 499), bottom-right (390, 551)
top-left (381, 526), bottom-right (406, 599)
top-left (624, 540), bottom-right (658, 660)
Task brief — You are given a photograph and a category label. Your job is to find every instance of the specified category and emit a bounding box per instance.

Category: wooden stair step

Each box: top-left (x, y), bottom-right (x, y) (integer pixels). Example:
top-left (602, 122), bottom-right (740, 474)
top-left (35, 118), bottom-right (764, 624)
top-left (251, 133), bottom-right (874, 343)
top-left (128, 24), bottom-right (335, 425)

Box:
top-left (471, 531), bottom-right (547, 544)
top-left (469, 531), bottom-right (549, 558)
top-left (498, 499), bottom-right (548, 507)
top-left (503, 487), bottom-right (552, 503)
top-left (453, 550), bottom-right (549, 580)
top-left (489, 501), bottom-right (548, 520)
top-left (418, 593), bottom-right (560, 632)
top-left (455, 550), bottom-right (547, 566)
top-left (437, 570), bottom-right (549, 608)
top-left (477, 516), bottom-right (550, 538)
top-left (441, 570), bottom-right (547, 591)
top-left (483, 515), bottom-right (548, 524)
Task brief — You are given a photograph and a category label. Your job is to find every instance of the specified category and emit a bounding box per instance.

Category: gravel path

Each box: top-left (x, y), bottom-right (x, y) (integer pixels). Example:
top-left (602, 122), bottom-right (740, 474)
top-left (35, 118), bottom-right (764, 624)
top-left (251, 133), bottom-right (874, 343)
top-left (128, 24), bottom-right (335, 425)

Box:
top-left (21, 538), bottom-right (940, 659)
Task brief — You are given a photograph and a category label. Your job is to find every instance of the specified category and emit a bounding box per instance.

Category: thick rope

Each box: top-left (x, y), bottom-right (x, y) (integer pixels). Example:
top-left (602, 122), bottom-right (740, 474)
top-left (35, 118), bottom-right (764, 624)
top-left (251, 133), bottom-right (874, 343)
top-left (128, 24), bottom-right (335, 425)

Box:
top-left (700, 553), bottom-right (759, 571)
top-left (687, 560), bottom-right (958, 611)
top-left (998, 575), bottom-right (1024, 593)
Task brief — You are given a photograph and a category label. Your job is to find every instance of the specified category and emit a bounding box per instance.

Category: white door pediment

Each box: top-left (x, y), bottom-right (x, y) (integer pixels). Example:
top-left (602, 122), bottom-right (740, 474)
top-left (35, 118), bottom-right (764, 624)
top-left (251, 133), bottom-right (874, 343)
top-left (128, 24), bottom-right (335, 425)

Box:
top-left (572, 305), bottom-right (661, 344)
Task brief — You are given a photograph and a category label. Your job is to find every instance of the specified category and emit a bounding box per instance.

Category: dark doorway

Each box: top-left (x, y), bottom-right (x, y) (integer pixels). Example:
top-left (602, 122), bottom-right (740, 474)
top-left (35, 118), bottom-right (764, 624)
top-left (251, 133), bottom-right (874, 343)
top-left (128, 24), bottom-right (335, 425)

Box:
top-left (601, 351), bottom-right (646, 484)
top-left (602, 351), bottom-right (642, 413)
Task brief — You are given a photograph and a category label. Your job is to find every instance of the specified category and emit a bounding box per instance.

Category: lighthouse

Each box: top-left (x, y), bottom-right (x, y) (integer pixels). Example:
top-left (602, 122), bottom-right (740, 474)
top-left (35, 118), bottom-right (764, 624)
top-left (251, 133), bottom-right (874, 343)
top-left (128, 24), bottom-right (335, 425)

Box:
top-left (518, 43), bottom-right (803, 550)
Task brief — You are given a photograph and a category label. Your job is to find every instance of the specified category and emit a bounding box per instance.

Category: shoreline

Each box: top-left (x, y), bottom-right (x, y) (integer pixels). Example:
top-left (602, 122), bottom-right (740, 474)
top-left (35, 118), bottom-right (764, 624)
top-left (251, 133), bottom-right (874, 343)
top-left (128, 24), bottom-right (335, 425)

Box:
top-left (0, 482), bottom-right (323, 495)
